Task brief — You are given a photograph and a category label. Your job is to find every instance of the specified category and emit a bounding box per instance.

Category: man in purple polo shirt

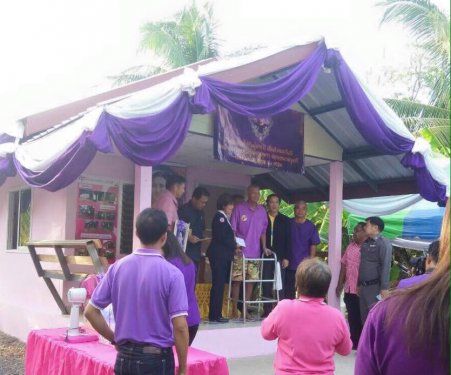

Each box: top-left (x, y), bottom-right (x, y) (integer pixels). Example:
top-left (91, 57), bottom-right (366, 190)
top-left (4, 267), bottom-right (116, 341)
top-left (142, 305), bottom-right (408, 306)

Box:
top-left (285, 200), bottom-right (321, 299)
top-left (397, 240), bottom-right (439, 289)
top-left (230, 184), bottom-right (269, 318)
top-left (85, 208), bottom-right (189, 375)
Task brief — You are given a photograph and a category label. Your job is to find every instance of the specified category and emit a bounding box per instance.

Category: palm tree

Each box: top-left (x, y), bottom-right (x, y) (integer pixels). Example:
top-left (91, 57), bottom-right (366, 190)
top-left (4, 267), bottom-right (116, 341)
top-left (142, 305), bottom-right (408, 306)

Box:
top-left (112, 2), bottom-right (220, 86)
top-left (378, 0), bottom-right (450, 155)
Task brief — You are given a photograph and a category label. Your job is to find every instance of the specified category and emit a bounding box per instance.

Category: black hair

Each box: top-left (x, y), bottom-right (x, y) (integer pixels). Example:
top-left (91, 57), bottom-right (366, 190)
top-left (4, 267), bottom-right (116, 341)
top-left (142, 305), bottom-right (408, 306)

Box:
top-left (266, 193), bottom-right (280, 204)
top-left (192, 186), bottom-right (210, 199)
top-left (427, 240), bottom-right (440, 264)
top-left (135, 208), bottom-right (168, 245)
top-left (166, 174), bottom-right (186, 189)
top-left (162, 231), bottom-right (192, 265)
top-left (296, 258), bottom-right (332, 298)
top-left (232, 194), bottom-right (245, 204)
top-left (365, 216), bottom-right (385, 232)
top-left (217, 193), bottom-right (234, 210)
top-left (356, 221), bottom-right (367, 230)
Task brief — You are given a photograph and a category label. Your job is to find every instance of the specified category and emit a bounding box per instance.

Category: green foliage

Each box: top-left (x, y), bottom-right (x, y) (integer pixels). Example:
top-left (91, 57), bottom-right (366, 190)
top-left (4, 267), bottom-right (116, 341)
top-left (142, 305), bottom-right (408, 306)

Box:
top-left (379, 0), bottom-right (450, 157)
top-left (112, 1), bottom-right (220, 86)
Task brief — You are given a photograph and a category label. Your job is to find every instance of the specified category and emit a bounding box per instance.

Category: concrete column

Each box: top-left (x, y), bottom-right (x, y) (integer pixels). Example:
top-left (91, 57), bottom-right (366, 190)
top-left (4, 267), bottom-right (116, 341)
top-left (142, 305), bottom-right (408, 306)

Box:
top-left (132, 165), bottom-right (152, 250)
top-left (327, 161), bottom-right (343, 309)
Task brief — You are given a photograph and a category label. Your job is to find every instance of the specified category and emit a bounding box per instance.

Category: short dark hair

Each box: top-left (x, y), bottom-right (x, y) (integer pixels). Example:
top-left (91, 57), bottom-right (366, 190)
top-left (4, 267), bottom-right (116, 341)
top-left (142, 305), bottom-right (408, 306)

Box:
top-left (192, 186), bottom-right (210, 199)
top-left (266, 193), bottom-right (280, 204)
top-left (356, 221), bottom-right (366, 230)
top-left (232, 194), bottom-right (245, 204)
top-left (366, 216), bottom-right (385, 232)
top-left (217, 193), bottom-right (234, 210)
top-left (427, 240), bottom-right (440, 264)
top-left (135, 208), bottom-right (168, 245)
top-left (162, 231), bottom-right (192, 265)
top-left (295, 258), bottom-right (331, 298)
top-left (166, 174), bottom-right (186, 189)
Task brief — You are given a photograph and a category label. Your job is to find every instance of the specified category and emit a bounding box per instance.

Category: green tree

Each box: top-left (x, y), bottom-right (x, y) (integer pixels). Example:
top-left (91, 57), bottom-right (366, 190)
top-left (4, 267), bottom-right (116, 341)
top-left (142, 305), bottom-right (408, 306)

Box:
top-left (378, 0), bottom-right (450, 155)
top-left (112, 2), bottom-right (220, 86)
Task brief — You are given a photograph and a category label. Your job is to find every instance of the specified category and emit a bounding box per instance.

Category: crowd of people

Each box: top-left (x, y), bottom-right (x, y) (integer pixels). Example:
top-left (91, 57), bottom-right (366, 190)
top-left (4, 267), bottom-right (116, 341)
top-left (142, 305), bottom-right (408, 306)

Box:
top-left (83, 173), bottom-right (449, 375)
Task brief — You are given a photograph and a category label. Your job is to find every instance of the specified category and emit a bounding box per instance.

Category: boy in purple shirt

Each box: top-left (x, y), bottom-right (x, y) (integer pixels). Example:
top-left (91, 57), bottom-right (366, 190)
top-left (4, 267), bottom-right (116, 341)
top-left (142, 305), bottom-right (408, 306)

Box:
top-left (230, 184), bottom-right (269, 318)
top-left (285, 200), bottom-right (320, 299)
top-left (85, 208), bottom-right (189, 375)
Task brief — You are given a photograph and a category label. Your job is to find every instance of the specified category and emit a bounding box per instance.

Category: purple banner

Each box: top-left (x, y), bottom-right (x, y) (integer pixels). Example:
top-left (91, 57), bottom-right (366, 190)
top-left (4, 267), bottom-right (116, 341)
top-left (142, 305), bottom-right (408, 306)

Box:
top-left (214, 106), bottom-right (304, 173)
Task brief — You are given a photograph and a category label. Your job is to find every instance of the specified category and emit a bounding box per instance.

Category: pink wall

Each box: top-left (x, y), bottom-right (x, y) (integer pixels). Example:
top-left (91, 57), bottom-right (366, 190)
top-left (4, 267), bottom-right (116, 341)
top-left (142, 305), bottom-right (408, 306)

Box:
top-left (0, 153), bottom-right (134, 341)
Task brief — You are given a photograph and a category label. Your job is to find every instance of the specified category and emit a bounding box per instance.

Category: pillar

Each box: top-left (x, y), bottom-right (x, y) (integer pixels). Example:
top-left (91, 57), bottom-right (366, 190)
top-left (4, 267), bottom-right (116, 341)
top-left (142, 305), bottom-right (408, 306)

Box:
top-left (327, 161), bottom-right (343, 309)
top-left (132, 165), bottom-right (153, 250)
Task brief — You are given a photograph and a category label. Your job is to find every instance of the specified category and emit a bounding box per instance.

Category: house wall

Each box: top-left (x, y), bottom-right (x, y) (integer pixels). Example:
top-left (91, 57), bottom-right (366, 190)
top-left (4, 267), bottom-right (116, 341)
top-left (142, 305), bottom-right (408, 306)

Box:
top-left (0, 152), bottom-right (134, 341)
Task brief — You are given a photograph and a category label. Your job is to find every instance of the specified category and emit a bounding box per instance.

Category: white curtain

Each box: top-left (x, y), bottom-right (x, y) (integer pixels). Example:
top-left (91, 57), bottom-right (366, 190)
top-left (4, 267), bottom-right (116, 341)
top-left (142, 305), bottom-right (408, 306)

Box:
top-left (14, 108), bottom-right (103, 172)
top-left (105, 68), bottom-right (201, 119)
top-left (343, 194), bottom-right (423, 216)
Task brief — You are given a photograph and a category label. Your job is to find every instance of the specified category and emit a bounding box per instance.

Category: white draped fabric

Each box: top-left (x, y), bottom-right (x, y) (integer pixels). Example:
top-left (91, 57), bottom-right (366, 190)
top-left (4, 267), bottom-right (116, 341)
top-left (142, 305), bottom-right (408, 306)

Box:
top-left (343, 194), bottom-right (423, 216)
top-left (15, 108), bottom-right (103, 172)
top-left (105, 68), bottom-right (201, 119)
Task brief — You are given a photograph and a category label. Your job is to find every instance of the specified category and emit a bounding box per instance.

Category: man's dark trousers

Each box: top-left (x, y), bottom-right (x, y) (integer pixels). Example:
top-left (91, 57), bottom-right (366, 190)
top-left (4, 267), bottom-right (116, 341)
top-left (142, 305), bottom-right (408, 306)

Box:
top-left (343, 292), bottom-right (362, 349)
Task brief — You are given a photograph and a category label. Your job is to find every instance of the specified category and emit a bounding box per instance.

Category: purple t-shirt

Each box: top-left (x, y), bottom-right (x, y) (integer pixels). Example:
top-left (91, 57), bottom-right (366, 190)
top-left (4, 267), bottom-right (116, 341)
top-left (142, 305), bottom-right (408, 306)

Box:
top-left (90, 249), bottom-right (188, 347)
top-left (288, 219), bottom-right (320, 270)
top-left (231, 202), bottom-right (268, 258)
top-left (356, 299), bottom-right (447, 375)
top-left (168, 257), bottom-right (201, 327)
top-left (397, 273), bottom-right (431, 289)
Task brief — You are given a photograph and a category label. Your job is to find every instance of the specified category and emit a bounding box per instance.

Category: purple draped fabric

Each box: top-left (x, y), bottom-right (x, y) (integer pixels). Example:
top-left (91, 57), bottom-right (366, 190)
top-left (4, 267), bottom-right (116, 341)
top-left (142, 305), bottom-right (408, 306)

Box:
top-left (193, 42), bottom-right (327, 117)
top-left (97, 93), bottom-right (193, 165)
top-left (327, 49), bottom-right (447, 205)
top-left (0, 41), bottom-right (447, 205)
top-left (13, 132), bottom-right (98, 192)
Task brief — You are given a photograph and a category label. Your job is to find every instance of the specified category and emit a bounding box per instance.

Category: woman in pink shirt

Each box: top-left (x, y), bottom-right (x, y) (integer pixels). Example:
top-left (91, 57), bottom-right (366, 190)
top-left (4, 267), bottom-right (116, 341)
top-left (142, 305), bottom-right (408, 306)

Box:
top-left (261, 258), bottom-right (352, 375)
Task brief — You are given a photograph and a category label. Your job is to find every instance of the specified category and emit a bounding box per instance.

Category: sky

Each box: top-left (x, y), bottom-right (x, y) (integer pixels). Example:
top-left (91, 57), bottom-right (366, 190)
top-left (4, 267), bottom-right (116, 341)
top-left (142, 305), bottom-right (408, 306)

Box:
top-left (0, 0), bottom-right (449, 123)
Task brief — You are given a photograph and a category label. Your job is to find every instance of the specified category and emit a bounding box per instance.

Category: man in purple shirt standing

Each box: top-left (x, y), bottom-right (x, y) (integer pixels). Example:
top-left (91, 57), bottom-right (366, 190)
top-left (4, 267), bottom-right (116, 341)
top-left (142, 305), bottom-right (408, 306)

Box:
top-left (230, 184), bottom-right (269, 318)
top-left (85, 208), bottom-right (189, 375)
top-left (397, 240), bottom-right (439, 289)
top-left (285, 200), bottom-right (321, 299)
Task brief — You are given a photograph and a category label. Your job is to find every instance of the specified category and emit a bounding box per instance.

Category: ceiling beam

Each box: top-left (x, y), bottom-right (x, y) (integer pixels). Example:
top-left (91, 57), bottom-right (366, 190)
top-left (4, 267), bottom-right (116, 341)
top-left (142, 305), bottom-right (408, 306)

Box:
top-left (346, 160), bottom-right (378, 192)
top-left (251, 174), bottom-right (291, 202)
top-left (309, 101), bottom-right (345, 116)
top-left (343, 146), bottom-right (388, 161)
top-left (286, 177), bottom-right (417, 203)
top-left (303, 169), bottom-right (329, 197)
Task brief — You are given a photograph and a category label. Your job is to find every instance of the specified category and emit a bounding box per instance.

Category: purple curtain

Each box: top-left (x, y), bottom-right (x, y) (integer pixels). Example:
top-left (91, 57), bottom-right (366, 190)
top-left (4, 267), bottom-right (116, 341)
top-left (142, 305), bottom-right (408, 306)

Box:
top-left (327, 49), bottom-right (447, 205)
top-left (193, 42), bottom-right (327, 117)
top-left (97, 93), bottom-right (193, 165)
top-left (13, 132), bottom-right (98, 192)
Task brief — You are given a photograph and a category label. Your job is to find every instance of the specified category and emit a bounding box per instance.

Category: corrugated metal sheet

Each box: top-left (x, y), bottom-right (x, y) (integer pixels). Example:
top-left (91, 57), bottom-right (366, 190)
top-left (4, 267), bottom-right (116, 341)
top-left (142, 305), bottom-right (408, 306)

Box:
top-left (316, 109), bottom-right (368, 149)
top-left (301, 70), bottom-right (342, 108)
top-left (354, 155), bottom-right (413, 180)
top-left (270, 170), bottom-right (314, 190)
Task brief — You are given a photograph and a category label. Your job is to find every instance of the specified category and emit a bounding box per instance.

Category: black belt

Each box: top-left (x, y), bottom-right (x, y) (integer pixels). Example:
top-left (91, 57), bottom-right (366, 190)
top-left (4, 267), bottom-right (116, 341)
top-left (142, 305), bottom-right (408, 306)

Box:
top-left (358, 279), bottom-right (380, 287)
top-left (120, 342), bottom-right (172, 355)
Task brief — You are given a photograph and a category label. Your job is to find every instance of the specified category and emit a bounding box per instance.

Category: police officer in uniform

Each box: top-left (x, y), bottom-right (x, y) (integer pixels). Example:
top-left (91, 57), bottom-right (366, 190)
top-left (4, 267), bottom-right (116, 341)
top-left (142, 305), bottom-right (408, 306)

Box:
top-left (358, 216), bottom-right (392, 323)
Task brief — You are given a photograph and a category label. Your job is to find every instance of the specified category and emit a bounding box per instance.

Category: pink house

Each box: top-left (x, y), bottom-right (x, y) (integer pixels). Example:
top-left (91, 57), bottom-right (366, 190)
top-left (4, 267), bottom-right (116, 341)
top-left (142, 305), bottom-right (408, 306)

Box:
top-left (0, 39), bottom-right (447, 358)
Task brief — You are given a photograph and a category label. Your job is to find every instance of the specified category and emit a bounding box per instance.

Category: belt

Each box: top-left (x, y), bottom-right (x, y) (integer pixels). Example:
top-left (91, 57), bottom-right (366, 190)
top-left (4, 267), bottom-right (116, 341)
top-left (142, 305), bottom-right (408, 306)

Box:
top-left (120, 342), bottom-right (172, 355)
top-left (358, 279), bottom-right (380, 287)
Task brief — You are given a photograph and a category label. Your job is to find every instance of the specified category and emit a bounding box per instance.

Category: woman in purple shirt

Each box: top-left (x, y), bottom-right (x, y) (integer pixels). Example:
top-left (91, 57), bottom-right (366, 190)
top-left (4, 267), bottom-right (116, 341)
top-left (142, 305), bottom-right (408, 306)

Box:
top-left (163, 232), bottom-right (201, 346)
top-left (356, 200), bottom-right (450, 375)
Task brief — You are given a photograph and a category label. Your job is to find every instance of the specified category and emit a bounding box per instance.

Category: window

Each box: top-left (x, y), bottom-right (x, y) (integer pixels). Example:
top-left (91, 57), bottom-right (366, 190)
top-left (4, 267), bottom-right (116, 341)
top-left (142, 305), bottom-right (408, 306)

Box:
top-left (7, 188), bottom-right (31, 249)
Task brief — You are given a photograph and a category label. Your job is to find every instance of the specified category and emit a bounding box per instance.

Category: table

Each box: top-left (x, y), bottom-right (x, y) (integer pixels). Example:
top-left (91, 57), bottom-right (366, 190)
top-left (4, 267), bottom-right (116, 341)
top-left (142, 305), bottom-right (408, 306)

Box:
top-left (25, 328), bottom-right (229, 375)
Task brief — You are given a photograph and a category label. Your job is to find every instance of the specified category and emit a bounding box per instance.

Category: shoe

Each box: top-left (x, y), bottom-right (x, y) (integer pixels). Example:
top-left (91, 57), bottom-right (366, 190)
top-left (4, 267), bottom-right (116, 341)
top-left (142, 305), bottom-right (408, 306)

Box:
top-left (208, 317), bottom-right (229, 324)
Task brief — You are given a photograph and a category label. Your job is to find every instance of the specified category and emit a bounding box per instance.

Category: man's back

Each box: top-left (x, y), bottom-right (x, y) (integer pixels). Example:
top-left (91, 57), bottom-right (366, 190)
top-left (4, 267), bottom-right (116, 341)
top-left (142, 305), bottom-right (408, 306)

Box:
top-left (91, 249), bottom-right (188, 347)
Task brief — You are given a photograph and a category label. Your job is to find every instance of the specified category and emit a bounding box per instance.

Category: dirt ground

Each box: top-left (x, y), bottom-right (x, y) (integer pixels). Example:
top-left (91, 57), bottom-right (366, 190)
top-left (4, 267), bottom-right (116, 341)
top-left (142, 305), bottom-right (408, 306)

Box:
top-left (0, 331), bottom-right (25, 375)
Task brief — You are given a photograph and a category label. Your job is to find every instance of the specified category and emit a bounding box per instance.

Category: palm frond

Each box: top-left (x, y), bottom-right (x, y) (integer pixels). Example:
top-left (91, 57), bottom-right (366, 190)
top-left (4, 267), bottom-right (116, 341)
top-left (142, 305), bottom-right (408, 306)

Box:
top-left (108, 65), bottom-right (166, 86)
top-left (384, 98), bottom-right (450, 119)
top-left (421, 126), bottom-right (450, 156)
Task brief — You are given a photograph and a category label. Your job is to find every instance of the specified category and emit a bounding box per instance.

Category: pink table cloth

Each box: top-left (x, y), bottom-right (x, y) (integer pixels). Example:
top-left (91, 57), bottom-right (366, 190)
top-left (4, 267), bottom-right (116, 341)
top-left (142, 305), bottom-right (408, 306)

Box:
top-left (26, 328), bottom-right (229, 375)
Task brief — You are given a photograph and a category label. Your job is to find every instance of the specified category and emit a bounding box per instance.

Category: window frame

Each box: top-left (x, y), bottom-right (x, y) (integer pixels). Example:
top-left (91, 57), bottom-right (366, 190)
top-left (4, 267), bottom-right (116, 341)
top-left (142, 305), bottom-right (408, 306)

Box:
top-left (6, 187), bottom-right (32, 252)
